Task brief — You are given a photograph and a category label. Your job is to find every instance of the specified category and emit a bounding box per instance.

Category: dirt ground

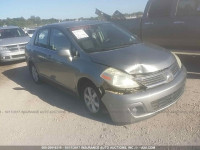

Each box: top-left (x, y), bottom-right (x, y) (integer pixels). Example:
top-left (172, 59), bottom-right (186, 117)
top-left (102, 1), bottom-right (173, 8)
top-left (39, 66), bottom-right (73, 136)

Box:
top-left (0, 55), bottom-right (199, 146)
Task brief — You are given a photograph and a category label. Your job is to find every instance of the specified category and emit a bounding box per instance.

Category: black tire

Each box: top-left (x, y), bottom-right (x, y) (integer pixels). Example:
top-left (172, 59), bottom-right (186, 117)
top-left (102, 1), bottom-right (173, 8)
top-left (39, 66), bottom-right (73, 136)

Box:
top-left (29, 63), bottom-right (41, 84)
top-left (80, 82), bottom-right (104, 115)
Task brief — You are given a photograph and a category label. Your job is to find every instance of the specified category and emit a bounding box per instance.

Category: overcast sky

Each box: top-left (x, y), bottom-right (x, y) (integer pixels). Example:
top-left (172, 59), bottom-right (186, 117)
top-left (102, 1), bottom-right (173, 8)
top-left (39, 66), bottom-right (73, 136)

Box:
top-left (0, 0), bottom-right (148, 19)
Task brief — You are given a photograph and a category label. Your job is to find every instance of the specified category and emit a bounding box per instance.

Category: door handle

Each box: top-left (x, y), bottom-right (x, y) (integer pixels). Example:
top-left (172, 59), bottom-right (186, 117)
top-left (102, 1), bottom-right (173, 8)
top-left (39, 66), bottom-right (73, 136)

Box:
top-left (173, 21), bottom-right (185, 24)
top-left (38, 55), bottom-right (46, 59)
top-left (144, 22), bottom-right (154, 25)
top-left (38, 55), bottom-right (48, 61)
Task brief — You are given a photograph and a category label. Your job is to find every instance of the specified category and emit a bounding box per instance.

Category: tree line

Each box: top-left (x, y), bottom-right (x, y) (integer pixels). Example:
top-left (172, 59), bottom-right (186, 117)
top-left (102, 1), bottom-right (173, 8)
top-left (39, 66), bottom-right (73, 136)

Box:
top-left (0, 12), bottom-right (143, 28)
top-left (0, 16), bottom-right (74, 28)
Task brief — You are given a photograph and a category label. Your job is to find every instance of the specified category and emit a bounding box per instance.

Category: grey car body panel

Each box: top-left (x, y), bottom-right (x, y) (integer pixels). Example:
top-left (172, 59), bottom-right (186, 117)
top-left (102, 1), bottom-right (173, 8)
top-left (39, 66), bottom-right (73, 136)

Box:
top-left (102, 66), bottom-right (186, 123)
top-left (26, 24), bottom-right (106, 92)
top-left (0, 36), bottom-right (30, 46)
top-left (89, 43), bottom-right (175, 74)
top-left (26, 21), bottom-right (186, 123)
top-left (27, 44), bottom-right (106, 93)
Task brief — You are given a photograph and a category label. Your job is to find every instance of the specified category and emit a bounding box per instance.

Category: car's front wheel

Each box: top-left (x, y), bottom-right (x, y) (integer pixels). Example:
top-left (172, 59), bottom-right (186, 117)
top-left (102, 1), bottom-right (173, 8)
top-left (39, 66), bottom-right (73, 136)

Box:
top-left (30, 64), bottom-right (41, 84)
top-left (81, 83), bottom-right (103, 115)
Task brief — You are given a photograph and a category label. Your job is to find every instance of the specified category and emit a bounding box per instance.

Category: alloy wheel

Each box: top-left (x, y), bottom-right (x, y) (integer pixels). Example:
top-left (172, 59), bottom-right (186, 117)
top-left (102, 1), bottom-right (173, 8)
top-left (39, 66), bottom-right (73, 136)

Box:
top-left (31, 65), bottom-right (39, 82)
top-left (83, 87), bottom-right (100, 113)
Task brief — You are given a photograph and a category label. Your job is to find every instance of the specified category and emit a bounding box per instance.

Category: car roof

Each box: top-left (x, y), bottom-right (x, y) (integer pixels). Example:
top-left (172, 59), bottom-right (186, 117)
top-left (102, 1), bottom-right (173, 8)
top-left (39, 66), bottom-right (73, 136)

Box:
top-left (41, 20), bottom-right (109, 29)
top-left (0, 26), bottom-right (20, 30)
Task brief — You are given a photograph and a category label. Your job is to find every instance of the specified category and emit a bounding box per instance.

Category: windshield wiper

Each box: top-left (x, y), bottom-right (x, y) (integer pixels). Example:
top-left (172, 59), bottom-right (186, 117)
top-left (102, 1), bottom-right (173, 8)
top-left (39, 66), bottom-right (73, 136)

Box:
top-left (88, 42), bottom-right (138, 53)
top-left (104, 42), bottom-right (137, 51)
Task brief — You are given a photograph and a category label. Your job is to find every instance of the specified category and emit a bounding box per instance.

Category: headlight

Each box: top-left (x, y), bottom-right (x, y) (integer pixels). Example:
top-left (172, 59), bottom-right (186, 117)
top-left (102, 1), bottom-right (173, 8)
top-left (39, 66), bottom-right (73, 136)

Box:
top-left (100, 68), bottom-right (140, 89)
top-left (172, 53), bottom-right (182, 68)
top-left (0, 46), bottom-right (8, 51)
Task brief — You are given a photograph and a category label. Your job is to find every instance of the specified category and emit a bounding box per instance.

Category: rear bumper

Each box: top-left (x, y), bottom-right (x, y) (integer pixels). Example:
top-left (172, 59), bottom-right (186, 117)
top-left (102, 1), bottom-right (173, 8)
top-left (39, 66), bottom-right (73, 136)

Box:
top-left (102, 66), bottom-right (187, 124)
top-left (0, 50), bottom-right (25, 62)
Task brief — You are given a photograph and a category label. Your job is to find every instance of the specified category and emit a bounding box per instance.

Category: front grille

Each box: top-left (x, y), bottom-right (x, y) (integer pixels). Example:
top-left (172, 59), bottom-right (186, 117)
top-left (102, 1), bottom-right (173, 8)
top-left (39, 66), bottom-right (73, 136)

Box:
top-left (171, 62), bottom-right (179, 75)
top-left (6, 45), bottom-right (18, 51)
top-left (19, 44), bottom-right (26, 50)
top-left (135, 62), bottom-right (180, 88)
top-left (12, 54), bottom-right (25, 58)
top-left (151, 87), bottom-right (184, 111)
top-left (6, 43), bottom-right (27, 51)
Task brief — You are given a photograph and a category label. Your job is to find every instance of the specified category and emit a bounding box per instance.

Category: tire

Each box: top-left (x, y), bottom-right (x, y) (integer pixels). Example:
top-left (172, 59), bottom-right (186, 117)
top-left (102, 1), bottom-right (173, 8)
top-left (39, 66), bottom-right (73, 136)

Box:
top-left (30, 64), bottom-right (41, 84)
top-left (80, 82), bottom-right (104, 115)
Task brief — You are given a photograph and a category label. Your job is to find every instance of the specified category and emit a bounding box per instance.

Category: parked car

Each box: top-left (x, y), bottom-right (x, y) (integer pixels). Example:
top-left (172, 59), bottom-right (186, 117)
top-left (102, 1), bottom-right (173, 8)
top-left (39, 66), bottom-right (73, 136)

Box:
top-left (25, 29), bottom-right (36, 38)
top-left (25, 21), bottom-right (187, 124)
top-left (0, 26), bottom-right (30, 62)
top-left (113, 0), bottom-right (200, 51)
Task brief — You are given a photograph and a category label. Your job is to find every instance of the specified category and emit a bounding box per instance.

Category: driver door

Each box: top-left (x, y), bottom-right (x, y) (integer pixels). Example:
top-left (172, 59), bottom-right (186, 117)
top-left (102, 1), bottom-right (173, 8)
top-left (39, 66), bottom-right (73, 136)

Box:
top-left (47, 28), bottom-right (77, 90)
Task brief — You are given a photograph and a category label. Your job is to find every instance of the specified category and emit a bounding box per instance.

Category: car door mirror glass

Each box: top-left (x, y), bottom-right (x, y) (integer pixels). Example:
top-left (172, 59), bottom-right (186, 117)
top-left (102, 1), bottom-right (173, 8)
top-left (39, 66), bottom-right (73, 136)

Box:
top-left (58, 49), bottom-right (72, 58)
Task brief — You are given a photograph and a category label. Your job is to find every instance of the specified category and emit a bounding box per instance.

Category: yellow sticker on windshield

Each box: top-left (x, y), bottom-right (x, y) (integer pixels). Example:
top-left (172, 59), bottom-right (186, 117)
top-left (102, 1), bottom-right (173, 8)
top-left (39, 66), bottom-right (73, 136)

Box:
top-left (72, 29), bottom-right (89, 39)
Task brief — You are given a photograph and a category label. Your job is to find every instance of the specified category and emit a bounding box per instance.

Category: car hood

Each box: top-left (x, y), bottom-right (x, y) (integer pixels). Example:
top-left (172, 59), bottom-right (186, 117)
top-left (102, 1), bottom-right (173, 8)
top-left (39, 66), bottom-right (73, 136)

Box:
top-left (0, 36), bottom-right (30, 46)
top-left (89, 43), bottom-right (176, 74)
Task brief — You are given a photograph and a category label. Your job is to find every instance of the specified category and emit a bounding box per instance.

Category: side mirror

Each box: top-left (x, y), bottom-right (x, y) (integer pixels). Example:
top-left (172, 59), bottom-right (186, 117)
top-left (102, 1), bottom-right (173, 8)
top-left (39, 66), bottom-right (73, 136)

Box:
top-left (58, 49), bottom-right (72, 58)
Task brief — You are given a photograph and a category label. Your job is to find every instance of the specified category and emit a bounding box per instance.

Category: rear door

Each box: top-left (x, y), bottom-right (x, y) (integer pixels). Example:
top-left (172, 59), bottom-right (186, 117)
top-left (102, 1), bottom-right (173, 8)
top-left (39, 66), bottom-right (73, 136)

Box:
top-left (142, 0), bottom-right (176, 48)
top-left (171, 0), bottom-right (200, 49)
top-left (33, 28), bottom-right (52, 77)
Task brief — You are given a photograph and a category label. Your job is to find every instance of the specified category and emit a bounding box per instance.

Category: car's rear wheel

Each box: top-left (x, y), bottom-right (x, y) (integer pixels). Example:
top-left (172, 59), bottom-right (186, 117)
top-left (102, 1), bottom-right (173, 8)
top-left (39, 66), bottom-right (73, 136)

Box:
top-left (30, 64), bottom-right (41, 84)
top-left (81, 83), bottom-right (103, 115)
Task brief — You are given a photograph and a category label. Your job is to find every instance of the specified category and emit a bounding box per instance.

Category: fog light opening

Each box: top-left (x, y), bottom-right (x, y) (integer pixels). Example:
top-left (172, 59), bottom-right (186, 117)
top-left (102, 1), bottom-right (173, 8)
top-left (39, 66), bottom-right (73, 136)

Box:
top-left (5, 56), bottom-right (10, 59)
top-left (129, 103), bottom-right (145, 116)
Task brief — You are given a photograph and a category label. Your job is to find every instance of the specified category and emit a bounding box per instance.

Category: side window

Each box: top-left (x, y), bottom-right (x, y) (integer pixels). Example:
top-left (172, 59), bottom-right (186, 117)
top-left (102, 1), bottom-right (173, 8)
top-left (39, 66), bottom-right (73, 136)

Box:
top-left (50, 29), bottom-right (70, 51)
top-left (176, 0), bottom-right (200, 16)
top-left (35, 29), bottom-right (49, 48)
top-left (148, 0), bottom-right (173, 18)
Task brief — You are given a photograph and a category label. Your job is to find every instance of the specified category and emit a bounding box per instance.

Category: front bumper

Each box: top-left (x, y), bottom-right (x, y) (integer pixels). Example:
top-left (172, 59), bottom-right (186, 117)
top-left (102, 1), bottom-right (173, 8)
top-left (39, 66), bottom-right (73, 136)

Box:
top-left (101, 66), bottom-right (187, 124)
top-left (0, 50), bottom-right (25, 62)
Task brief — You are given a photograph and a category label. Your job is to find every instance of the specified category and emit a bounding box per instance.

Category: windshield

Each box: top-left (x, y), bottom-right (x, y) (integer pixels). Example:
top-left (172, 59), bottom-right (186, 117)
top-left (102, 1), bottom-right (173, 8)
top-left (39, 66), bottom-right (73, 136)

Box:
top-left (0, 28), bottom-right (27, 39)
top-left (69, 23), bottom-right (139, 53)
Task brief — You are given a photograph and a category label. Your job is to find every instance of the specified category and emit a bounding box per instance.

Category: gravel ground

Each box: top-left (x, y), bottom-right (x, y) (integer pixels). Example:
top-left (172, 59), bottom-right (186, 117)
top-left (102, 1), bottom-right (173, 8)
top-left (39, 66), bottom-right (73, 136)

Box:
top-left (0, 55), bottom-right (200, 146)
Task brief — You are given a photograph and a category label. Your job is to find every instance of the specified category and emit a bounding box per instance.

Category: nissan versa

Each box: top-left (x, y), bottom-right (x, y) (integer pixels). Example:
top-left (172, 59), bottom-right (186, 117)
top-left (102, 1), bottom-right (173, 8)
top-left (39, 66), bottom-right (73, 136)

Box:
top-left (0, 26), bottom-right (30, 62)
top-left (25, 21), bottom-right (187, 124)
